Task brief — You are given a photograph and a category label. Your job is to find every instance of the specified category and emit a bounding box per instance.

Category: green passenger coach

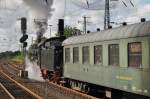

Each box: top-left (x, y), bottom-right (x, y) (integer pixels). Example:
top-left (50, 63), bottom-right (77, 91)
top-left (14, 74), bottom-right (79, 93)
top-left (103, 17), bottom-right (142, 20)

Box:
top-left (62, 21), bottom-right (150, 99)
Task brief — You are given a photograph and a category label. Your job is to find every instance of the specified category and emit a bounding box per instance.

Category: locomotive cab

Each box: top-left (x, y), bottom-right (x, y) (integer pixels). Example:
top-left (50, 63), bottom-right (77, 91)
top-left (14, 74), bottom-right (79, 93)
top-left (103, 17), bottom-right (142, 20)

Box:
top-left (39, 36), bottom-right (65, 80)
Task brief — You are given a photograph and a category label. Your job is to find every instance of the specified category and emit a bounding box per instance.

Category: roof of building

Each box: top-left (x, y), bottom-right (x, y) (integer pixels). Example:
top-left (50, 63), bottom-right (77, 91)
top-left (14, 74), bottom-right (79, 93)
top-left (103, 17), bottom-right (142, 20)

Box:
top-left (63, 21), bottom-right (150, 46)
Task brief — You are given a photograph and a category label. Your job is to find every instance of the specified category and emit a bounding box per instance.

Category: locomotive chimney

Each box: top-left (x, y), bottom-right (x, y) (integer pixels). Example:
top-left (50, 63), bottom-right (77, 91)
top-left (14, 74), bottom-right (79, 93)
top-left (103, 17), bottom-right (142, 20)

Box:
top-left (58, 19), bottom-right (64, 37)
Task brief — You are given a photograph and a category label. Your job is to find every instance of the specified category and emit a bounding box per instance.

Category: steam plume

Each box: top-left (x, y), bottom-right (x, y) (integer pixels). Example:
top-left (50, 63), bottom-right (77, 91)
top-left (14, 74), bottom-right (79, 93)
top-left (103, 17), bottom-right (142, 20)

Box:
top-left (25, 56), bottom-right (44, 81)
top-left (23, 0), bottom-right (54, 19)
top-left (23, 0), bottom-right (54, 41)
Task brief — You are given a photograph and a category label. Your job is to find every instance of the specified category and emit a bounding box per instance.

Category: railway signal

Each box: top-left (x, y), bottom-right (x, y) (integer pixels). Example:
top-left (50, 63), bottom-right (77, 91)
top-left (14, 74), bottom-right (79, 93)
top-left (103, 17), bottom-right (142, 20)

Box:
top-left (20, 34), bottom-right (28, 43)
top-left (19, 17), bottom-right (28, 48)
top-left (18, 17), bottom-right (28, 78)
top-left (23, 42), bottom-right (28, 48)
top-left (21, 17), bottom-right (27, 34)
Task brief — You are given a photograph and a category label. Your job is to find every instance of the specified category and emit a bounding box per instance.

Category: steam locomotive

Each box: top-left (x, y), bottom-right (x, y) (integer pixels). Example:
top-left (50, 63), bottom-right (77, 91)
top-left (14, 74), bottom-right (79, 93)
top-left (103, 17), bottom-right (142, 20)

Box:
top-left (31, 19), bottom-right (150, 99)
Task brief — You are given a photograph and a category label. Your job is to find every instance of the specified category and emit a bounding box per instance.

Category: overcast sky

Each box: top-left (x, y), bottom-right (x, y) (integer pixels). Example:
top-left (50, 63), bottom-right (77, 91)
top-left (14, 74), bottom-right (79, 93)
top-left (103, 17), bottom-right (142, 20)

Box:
top-left (0, 0), bottom-right (150, 52)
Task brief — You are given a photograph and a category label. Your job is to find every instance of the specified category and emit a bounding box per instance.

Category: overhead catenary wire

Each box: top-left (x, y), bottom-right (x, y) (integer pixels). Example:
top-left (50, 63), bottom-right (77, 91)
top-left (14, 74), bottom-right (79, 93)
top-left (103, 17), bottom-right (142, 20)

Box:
top-left (65, 0), bottom-right (136, 17)
top-left (65, 0), bottom-right (140, 31)
top-left (86, 0), bottom-right (90, 8)
top-left (70, 0), bottom-right (118, 11)
top-left (65, 0), bottom-right (118, 30)
top-left (129, 0), bottom-right (134, 7)
top-left (122, 1), bottom-right (127, 7)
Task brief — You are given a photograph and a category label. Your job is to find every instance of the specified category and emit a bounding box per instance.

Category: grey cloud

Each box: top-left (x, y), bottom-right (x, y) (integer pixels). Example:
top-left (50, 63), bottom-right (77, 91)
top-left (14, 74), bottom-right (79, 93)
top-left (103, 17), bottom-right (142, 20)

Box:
top-left (0, 0), bottom-right (150, 52)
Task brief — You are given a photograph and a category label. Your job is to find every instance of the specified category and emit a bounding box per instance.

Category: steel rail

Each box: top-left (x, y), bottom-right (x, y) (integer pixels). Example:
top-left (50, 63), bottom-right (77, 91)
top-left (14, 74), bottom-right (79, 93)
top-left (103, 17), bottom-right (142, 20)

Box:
top-left (0, 83), bottom-right (15, 99)
top-left (0, 71), bottom-right (43, 99)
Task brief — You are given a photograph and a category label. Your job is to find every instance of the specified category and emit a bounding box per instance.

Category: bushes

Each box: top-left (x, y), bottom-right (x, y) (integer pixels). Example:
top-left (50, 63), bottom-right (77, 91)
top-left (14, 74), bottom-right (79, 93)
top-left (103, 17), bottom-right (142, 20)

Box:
top-left (0, 51), bottom-right (25, 63)
top-left (12, 52), bottom-right (25, 63)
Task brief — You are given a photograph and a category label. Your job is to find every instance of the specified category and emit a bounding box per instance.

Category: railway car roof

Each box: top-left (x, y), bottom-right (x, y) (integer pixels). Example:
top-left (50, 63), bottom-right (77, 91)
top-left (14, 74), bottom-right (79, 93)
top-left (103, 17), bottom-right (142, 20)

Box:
top-left (38, 36), bottom-right (66, 47)
top-left (63, 21), bottom-right (150, 46)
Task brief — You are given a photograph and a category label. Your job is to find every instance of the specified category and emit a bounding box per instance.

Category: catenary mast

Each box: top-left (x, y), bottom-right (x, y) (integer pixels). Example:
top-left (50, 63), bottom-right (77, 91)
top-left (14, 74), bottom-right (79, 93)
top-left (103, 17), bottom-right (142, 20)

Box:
top-left (104, 0), bottom-right (110, 30)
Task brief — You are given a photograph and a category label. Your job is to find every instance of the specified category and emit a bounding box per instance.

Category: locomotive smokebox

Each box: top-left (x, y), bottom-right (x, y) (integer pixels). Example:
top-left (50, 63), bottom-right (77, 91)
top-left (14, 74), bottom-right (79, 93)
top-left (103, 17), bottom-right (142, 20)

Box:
top-left (58, 19), bottom-right (64, 37)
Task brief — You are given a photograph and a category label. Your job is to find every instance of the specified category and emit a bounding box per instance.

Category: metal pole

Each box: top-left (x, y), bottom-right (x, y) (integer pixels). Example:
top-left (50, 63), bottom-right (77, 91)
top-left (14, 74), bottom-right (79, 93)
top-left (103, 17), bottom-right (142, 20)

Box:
top-left (39, 47), bottom-right (42, 69)
top-left (32, 37), bottom-right (33, 45)
top-left (83, 16), bottom-right (87, 34)
top-left (104, 0), bottom-right (110, 30)
top-left (84, 16), bottom-right (86, 34)
top-left (107, 0), bottom-right (110, 27)
top-left (19, 17), bottom-right (28, 78)
top-left (23, 47), bottom-right (26, 70)
top-left (49, 25), bottom-right (53, 38)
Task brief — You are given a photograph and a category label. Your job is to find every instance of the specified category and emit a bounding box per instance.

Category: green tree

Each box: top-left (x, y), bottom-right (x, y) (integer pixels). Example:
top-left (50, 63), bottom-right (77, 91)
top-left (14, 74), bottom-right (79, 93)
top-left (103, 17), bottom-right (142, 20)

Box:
top-left (64, 26), bottom-right (81, 37)
top-left (55, 26), bottom-right (81, 37)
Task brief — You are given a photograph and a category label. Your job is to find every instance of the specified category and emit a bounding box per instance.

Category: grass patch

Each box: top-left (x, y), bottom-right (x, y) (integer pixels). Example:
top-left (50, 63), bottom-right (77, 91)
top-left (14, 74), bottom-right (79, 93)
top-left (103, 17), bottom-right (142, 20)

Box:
top-left (12, 52), bottom-right (25, 63)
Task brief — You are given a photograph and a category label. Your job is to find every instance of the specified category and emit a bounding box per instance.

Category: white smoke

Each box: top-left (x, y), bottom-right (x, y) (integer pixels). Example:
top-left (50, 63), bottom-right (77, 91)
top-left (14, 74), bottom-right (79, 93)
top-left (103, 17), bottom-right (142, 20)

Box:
top-left (22, 0), bottom-right (54, 81)
top-left (25, 56), bottom-right (44, 81)
top-left (23, 0), bottom-right (54, 19)
top-left (33, 19), bottom-right (48, 41)
top-left (23, 0), bottom-right (54, 40)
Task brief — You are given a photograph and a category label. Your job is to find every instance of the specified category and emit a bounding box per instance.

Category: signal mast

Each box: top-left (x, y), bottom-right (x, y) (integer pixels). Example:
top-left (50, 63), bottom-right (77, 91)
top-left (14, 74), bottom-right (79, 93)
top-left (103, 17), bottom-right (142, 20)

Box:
top-left (104, 0), bottom-right (110, 30)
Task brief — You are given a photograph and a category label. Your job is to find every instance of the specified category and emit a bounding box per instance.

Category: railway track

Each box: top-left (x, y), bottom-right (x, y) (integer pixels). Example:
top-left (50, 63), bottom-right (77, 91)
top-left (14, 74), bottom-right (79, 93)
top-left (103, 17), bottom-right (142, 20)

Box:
top-left (0, 60), bottom-right (98, 99)
top-left (0, 83), bottom-right (11, 99)
top-left (0, 62), bottom-right (18, 77)
top-left (0, 71), bottom-right (42, 99)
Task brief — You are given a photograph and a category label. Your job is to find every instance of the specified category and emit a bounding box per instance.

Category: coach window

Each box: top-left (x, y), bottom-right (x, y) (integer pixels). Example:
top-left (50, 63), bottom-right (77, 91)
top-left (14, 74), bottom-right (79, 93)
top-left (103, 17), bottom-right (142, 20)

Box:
top-left (94, 45), bottom-right (102, 64)
top-left (109, 44), bottom-right (119, 66)
top-left (73, 47), bottom-right (79, 63)
top-left (128, 42), bottom-right (142, 68)
top-left (65, 48), bottom-right (70, 63)
top-left (83, 46), bottom-right (89, 64)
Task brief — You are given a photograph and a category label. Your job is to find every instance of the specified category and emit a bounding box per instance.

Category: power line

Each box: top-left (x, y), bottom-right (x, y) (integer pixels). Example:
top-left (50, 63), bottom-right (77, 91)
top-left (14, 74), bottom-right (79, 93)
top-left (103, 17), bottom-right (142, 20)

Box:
top-left (78, 16), bottom-right (91, 34)
top-left (65, 0), bottom-right (137, 30)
